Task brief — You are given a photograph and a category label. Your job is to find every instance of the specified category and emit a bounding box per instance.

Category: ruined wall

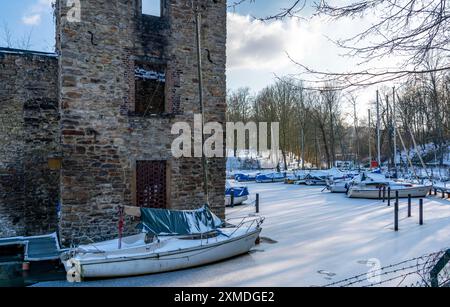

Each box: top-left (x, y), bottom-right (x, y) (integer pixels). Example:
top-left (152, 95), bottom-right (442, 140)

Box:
top-left (0, 50), bottom-right (59, 238)
top-left (128, 0), bottom-right (227, 213)
top-left (57, 0), bottom-right (226, 245)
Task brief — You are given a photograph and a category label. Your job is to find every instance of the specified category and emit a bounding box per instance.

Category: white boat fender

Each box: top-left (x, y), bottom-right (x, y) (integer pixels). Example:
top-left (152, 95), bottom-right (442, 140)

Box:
top-left (66, 259), bottom-right (82, 283)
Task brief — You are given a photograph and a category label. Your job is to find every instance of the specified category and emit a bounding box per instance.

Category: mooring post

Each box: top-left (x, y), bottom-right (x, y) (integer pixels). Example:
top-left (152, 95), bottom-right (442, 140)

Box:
top-left (230, 189), bottom-right (235, 208)
top-left (408, 194), bottom-right (412, 218)
top-left (395, 192), bottom-right (399, 231)
top-left (256, 193), bottom-right (260, 213)
top-left (383, 187), bottom-right (386, 203)
top-left (419, 199), bottom-right (424, 225)
top-left (378, 187), bottom-right (382, 200)
top-left (387, 187), bottom-right (391, 206)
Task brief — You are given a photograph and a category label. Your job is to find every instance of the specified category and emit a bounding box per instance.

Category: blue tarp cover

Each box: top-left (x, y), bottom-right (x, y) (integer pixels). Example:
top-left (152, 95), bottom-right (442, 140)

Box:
top-left (138, 205), bottom-right (224, 236)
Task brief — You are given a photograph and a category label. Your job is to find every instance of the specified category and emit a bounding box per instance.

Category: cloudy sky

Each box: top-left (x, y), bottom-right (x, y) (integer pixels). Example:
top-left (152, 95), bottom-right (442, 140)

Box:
top-left (0, 0), bottom-right (396, 115)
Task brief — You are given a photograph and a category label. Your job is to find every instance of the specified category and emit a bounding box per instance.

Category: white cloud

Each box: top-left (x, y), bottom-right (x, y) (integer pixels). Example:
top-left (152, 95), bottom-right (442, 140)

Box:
top-left (21, 0), bottom-right (55, 26)
top-left (22, 14), bottom-right (42, 26)
top-left (226, 12), bottom-right (402, 115)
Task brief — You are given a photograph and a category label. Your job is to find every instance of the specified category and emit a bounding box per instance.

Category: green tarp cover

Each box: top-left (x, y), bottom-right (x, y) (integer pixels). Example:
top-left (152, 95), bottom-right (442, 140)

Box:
top-left (138, 205), bottom-right (224, 236)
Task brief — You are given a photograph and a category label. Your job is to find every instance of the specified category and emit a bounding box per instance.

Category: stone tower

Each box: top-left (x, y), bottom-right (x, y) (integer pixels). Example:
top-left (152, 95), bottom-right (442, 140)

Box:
top-left (55, 0), bottom-right (227, 245)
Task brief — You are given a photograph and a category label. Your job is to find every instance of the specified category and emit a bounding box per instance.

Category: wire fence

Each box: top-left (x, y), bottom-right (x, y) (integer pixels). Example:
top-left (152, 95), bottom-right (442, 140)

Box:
top-left (324, 249), bottom-right (450, 287)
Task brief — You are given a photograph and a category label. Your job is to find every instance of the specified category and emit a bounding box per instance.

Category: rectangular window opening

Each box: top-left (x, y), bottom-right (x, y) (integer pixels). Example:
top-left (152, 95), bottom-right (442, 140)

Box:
top-left (142, 0), bottom-right (161, 17)
top-left (136, 161), bottom-right (167, 209)
top-left (134, 61), bottom-right (166, 116)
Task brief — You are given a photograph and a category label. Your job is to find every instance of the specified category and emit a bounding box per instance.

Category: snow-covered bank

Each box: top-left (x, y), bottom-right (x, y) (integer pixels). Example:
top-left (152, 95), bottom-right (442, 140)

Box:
top-left (34, 183), bottom-right (450, 287)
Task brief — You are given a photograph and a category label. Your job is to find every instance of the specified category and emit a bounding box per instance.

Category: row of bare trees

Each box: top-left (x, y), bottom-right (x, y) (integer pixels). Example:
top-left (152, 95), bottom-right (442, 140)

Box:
top-left (228, 0), bottom-right (449, 170)
top-left (227, 79), bottom-right (351, 170)
top-left (227, 73), bottom-right (449, 170)
top-left (1, 22), bottom-right (34, 50)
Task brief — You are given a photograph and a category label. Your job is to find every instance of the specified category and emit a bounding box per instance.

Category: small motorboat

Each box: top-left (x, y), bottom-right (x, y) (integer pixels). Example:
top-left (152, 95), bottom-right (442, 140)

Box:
top-left (326, 179), bottom-right (351, 193)
top-left (225, 181), bottom-right (249, 206)
top-left (295, 170), bottom-right (334, 186)
top-left (234, 173), bottom-right (258, 182)
top-left (347, 173), bottom-right (431, 199)
top-left (325, 171), bottom-right (359, 193)
top-left (62, 206), bottom-right (263, 282)
top-left (256, 172), bottom-right (285, 183)
top-left (304, 172), bottom-right (328, 186)
top-left (284, 171), bottom-right (307, 184)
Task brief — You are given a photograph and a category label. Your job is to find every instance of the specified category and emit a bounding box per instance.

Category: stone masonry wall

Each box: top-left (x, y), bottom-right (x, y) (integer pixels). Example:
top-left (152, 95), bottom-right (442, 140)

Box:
top-left (57, 0), bottom-right (226, 245)
top-left (0, 50), bottom-right (59, 238)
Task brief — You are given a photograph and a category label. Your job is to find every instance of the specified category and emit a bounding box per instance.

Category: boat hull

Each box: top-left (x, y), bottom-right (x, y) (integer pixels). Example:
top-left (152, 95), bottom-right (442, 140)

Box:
top-left (348, 186), bottom-right (431, 199)
top-left (256, 178), bottom-right (284, 183)
top-left (225, 195), bottom-right (249, 206)
top-left (65, 229), bottom-right (261, 280)
top-left (329, 184), bottom-right (348, 193)
top-left (305, 179), bottom-right (327, 186)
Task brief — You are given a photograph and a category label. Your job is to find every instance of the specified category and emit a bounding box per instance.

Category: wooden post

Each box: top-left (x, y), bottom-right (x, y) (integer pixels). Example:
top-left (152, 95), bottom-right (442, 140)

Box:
top-left (195, 12), bottom-right (210, 206)
top-left (394, 193), bottom-right (399, 231)
top-left (383, 187), bottom-right (386, 203)
top-left (408, 194), bottom-right (412, 218)
top-left (256, 193), bottom-right (260, 213)
top-left (442, 190), bottom-right (446, 199)
top-left (230, 189), bottom-right (235, 208)
top-left (419, 199), bottom-right (424, 225)
top-left (387, 187), bottom-right (391, 206)
top-left (378, 187), bottom-right (381, 200)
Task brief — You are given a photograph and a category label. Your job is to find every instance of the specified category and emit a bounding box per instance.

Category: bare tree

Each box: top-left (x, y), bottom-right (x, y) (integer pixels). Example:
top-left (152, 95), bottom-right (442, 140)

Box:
top-left (232, 1), bottom-right (450, 89)
top-left (1, 21), bottom-right (34, 50)
top-left (1, 21), bottom-right (13, 48)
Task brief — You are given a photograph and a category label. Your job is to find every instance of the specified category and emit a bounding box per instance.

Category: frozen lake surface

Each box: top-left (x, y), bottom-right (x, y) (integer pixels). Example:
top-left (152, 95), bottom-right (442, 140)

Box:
top-left (35, 182), bottom-right (450, 287)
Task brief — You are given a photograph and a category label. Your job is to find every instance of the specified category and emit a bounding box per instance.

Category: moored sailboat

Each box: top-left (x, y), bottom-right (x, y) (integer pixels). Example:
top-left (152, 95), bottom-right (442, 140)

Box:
top-left (62, 205), bottom-right (263, 282)
top-left (347, 173), bottom-right (431, 199)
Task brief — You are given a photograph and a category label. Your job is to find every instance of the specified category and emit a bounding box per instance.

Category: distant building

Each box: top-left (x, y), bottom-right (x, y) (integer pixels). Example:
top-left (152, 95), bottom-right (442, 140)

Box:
top-left (334, 160), bottom-right (355, 169)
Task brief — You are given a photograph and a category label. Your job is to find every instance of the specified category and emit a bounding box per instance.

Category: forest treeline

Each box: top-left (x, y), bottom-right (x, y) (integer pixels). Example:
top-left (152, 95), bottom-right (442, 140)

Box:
top-left (227, 73), bottom-right (450, 170)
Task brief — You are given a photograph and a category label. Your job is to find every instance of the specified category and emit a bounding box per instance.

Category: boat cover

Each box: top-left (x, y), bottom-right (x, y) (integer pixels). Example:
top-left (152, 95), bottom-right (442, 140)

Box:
top-left (225, 181), bottom-right (250, 197)
top-left (138, 205), bottom-right (224, 236)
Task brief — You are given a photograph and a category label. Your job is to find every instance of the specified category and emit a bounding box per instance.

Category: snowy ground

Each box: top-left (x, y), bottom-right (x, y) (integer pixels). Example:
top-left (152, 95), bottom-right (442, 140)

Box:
top-left (35, 183), bottom-right (450, 287)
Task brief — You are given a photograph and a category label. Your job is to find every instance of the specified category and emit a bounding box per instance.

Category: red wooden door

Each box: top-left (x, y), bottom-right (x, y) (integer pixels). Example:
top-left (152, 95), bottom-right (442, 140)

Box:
top-left (136, 161), bottom-right (167, 208)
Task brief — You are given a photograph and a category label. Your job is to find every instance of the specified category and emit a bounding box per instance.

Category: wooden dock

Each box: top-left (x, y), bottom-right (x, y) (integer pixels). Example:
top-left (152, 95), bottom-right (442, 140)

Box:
top-left (0, 233), bottom-right (63, 262)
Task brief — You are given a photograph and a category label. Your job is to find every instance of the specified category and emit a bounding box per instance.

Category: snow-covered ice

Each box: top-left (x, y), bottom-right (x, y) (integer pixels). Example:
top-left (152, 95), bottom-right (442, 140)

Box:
top-left (35, 182), bottom-right (450, 287)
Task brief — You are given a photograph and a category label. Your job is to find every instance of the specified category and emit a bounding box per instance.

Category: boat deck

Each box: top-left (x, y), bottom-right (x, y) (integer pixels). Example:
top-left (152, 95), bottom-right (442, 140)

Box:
top-left (0, 234), bottom-right (62, 262)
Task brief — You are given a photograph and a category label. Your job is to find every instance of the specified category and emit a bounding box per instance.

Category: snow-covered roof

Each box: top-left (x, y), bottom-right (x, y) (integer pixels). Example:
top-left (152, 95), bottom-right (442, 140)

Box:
top-left (0, 47), bottom-right (58, 58)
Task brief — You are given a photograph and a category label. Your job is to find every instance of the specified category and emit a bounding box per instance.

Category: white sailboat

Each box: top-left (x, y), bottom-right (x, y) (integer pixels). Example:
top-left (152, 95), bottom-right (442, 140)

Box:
top-left (347, 173), bottom-right (431, 199)
top-left (62, 11), bottom-right (265, 284)
top-left (62, 206), bottom-right (263, 282)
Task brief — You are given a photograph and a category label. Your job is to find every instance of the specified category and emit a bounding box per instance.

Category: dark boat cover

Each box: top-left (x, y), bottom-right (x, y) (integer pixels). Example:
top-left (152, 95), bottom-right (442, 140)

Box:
top-left (138, 205), bottom-right (224, 236)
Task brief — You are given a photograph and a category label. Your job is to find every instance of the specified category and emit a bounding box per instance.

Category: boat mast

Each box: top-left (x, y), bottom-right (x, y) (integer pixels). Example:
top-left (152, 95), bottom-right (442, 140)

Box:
top-left (195, 10), bottom-right (210, 206)
top-left (386, 94), bottom-right (390, 173)
top-left (368, 109), bottom-right (372, 168)
top-left (392, 87), bottom-right (397, 175)
top-left (376, 90), bottom-right (381, 167)
top-left (301, 127), bottom-right (305, 170)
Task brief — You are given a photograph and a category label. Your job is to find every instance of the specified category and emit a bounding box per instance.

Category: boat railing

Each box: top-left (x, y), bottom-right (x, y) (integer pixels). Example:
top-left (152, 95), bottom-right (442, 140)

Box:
top-left (226, 215), bottom-right (265, 237)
